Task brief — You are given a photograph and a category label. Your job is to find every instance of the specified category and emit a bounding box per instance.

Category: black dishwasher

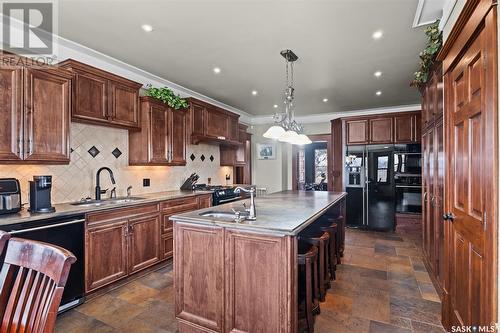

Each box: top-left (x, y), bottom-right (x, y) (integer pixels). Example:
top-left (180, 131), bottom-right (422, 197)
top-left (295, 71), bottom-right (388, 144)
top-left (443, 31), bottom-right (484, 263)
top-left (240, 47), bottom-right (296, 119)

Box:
top-left (0, 214), bottom-right (86, 312)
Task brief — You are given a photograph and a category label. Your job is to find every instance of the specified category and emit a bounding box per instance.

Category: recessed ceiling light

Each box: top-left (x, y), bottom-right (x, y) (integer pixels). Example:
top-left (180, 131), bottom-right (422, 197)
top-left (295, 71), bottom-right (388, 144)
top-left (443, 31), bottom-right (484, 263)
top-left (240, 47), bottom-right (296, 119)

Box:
top-left (372, 30), bottom-right (383, 39)
top-left (213, 67), bottom-right (221, 74)
top-left (273, 104), bottom-right (278, 108)
top-left (374, 71), bottom-right (382, 78)
top-left (141, 24), bottom-right (154, 32)
top-left (252, 90), bottom-right (258, 96)
top-left (322, 98), bottom-right (328, 102)
top-left (375, 90), bottom-right (382, 96)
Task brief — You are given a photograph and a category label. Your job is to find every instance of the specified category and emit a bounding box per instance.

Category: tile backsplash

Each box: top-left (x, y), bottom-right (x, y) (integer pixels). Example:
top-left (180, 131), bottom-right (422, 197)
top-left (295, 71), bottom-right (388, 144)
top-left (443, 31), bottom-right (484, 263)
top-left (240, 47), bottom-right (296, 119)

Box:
top-left (0, 123), bottom-right (232, 204)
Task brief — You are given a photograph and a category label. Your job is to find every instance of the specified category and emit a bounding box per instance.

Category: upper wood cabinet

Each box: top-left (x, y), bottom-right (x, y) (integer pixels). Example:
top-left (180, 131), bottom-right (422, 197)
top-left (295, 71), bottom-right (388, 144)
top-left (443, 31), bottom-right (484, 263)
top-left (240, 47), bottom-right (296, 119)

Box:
top-left (369, 117), bottom-right (393, 144)
top-left (0, 63), bottom-right (72, 164)
top-left (189, 98), bottom-right (240, 145)
top-left (58, 59), bottom-right (142, 130)
top-left (345, 119), bottom-right (368, 145)
top-left (394, 113), bottom-right (421, 143)
top-left (421, 64), bottom-right (443, 130)
top-left (344, 111), bottom-right (421, 145)
top-left (129, 97), bottom-right (187, 166)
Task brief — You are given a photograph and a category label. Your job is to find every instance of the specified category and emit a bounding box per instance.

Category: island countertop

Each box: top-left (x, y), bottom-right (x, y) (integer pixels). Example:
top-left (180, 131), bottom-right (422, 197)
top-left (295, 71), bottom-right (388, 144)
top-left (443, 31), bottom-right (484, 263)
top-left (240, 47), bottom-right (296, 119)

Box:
top-left (170, 190), bottom-right (347, 236)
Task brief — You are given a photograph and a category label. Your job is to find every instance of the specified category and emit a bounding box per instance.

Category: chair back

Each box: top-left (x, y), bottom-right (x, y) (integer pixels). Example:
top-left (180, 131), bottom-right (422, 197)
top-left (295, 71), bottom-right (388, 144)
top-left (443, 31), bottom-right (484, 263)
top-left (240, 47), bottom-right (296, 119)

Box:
top-left (0, 231), bottom-right (10, 257)
top-left (0, 238), bottom-right (76, 333)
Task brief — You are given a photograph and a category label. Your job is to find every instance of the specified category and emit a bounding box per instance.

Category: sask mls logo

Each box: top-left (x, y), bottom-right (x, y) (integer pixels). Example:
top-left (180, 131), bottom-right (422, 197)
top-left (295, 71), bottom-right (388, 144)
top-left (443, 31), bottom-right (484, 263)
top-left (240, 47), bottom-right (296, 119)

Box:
top-left (1, 1), bottom-right (56, 55)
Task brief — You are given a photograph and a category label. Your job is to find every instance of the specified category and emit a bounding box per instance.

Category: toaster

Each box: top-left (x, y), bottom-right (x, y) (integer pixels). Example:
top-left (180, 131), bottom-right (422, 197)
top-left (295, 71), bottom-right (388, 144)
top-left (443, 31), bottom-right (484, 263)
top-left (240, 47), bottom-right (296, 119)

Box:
top-left (0, 178), bottom-right (21, 215)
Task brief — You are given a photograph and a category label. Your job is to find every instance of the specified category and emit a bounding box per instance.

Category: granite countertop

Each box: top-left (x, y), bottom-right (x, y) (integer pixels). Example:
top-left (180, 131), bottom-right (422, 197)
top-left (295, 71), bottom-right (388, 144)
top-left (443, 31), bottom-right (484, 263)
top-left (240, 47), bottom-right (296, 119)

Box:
top-left (0, 190), bottom-right (212, 227)
top-left (171, 190), bottom-right (347, 236)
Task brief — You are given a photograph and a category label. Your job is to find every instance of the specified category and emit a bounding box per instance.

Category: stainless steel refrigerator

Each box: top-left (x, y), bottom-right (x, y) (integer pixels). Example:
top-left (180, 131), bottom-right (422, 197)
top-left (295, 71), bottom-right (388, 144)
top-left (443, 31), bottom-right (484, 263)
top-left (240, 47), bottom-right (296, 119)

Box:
top-left (345, 145), bottom-right (395, 230)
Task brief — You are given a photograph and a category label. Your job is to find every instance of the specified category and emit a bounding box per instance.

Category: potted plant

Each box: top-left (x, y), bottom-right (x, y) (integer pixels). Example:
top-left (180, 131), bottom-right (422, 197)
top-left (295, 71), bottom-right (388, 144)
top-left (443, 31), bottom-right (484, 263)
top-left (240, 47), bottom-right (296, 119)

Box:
top-left (145, 84), bottom-right (189, 109)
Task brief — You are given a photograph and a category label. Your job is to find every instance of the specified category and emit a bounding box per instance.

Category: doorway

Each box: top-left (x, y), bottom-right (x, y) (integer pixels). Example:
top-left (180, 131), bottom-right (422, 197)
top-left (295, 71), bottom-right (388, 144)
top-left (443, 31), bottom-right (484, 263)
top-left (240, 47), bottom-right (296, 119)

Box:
top-left (292, 134), bottom-right (332, 191)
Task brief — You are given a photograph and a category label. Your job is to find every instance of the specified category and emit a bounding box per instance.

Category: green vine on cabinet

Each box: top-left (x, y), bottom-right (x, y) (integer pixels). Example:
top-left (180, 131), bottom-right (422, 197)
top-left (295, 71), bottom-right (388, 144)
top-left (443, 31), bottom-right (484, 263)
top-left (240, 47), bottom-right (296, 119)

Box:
top-left (145, 84), bottom-right (189, 109)
top-left (410, 20), bottom-right (442, 88)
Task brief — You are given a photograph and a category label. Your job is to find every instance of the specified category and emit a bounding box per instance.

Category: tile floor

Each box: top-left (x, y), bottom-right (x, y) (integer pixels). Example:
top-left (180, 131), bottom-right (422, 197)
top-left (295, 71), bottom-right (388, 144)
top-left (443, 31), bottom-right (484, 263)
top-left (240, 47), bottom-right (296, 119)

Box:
top-left (55, 227), bottom-right (444, 333)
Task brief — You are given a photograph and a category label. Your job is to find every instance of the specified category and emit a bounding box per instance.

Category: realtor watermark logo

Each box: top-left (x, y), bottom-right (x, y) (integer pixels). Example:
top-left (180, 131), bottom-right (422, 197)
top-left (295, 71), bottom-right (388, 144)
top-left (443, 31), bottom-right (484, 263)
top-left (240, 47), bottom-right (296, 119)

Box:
top-left (1, 0), bottom-right (57, 56)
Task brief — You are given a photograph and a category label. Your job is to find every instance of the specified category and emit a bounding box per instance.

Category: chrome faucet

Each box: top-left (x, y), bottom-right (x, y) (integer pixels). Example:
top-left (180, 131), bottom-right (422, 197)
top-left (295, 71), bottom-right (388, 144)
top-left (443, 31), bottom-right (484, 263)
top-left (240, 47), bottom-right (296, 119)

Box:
top-left (234, 186), bottom-right (256, 220)
top-left (95, 167), bottom-right (116, 201)
top-left (110, 187), bottom-right (117, 199)
top-left (126, 186), bottom-right (133, 197)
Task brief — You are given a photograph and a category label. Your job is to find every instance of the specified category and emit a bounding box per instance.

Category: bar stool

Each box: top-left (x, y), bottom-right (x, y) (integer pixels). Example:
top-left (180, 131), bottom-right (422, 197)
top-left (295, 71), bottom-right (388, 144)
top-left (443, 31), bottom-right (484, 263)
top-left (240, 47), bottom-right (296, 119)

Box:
top-left (298, 244), bottom-right (319, 333)
top-left (320, 223), bottom-right (338, 280)
top-left (327, 215), bottom-right (345, 264)
top-left (300, 231), bottom-right (331, 301)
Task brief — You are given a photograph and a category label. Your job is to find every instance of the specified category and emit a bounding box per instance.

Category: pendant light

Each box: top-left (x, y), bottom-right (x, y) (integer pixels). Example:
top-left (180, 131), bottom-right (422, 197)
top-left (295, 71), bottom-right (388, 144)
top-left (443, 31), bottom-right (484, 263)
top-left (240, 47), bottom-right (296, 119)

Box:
top-left (263, 50), bottom-right (311, 145)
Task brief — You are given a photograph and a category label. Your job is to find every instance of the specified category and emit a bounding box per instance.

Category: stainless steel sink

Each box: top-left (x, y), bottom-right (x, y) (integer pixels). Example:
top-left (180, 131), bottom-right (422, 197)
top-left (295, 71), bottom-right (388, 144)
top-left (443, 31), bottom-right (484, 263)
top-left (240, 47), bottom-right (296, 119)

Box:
top-left (199, 210), bottom-right (249, 222)
top-left (70, 196), bottom-right (146, 207)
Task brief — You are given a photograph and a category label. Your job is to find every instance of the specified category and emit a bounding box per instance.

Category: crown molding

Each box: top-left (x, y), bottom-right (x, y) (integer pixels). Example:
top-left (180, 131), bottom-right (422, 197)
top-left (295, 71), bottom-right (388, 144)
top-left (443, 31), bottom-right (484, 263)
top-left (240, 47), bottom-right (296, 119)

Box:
top-left (250, 104), bottom-right (421, 125)
top-left (52, 35), bottom-right (253, 123)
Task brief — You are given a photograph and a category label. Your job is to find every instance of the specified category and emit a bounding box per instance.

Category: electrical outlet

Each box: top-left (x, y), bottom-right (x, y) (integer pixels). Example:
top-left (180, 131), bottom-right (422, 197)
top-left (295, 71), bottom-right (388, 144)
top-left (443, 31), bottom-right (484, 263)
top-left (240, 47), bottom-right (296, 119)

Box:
top-left (143, 178), bottom-right (150, 187)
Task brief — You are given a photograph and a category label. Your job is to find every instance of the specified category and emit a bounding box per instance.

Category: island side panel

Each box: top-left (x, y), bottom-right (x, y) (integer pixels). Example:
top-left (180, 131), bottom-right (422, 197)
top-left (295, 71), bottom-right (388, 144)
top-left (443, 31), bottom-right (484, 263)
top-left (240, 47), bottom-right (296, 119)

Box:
top-left (174, 222), bottom-right (224, 333)
top-left (224, 230), bottom-right (297, 333)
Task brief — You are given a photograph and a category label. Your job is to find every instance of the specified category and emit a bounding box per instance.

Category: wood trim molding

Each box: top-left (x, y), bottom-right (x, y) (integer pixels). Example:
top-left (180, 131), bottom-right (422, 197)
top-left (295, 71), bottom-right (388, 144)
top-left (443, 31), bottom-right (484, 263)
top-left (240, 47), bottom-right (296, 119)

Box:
top-left (437, 0), bottom-right (495, 72)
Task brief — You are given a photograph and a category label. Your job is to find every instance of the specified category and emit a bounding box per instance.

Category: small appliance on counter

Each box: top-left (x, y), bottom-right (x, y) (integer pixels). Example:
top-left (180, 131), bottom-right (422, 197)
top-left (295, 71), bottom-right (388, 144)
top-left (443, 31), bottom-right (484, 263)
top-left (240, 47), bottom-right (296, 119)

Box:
top-left (29, 175), bottom-right (55, 213)
top-left (0, 178), bottom-right (22, 215)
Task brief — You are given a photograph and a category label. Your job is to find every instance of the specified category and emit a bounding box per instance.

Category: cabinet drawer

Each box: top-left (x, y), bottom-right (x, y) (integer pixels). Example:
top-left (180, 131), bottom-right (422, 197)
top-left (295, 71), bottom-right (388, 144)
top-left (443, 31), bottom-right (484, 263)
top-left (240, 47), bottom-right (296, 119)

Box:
top-left (87, 203), bottom-right (159, 226)
top-left (160, 197), bottom-right (199, 215)
top-left (162, 214), bottom-right (173, 233)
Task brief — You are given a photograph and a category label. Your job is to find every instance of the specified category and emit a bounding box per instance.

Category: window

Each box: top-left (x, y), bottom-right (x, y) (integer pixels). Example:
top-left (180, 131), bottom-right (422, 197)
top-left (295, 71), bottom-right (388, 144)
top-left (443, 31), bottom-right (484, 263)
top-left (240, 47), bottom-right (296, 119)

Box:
top-left (298, 149), bottom-right (305, 183)
top-left (377, 155), bottom-right (389, 183)
top-left (314, 149), bottom-right (328, 183)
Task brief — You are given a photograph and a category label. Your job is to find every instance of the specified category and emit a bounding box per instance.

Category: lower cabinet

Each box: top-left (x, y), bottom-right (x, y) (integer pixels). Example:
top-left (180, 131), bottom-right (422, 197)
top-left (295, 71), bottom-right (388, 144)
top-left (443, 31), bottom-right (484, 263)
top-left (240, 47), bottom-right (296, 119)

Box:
top-left (129, 213), bottom-right (161, 274)
top-left (174, 223), bottom-right (294, 333)
top-left (85, 194), bottom-right (211, 293)
top-left (85, 219), bottom-right (129, 292)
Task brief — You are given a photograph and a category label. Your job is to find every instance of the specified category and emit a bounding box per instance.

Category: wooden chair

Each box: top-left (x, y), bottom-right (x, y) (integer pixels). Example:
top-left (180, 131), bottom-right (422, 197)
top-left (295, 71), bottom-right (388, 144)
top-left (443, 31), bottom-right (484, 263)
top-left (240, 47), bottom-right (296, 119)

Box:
top-left (320, 223), bottom-right (338, 280)
top-left (0, 231), bottom-right (11, 257)
top-left (0, 237), bottom-right (76, 333)
top-left (300, 231), bottom-right (331, 301)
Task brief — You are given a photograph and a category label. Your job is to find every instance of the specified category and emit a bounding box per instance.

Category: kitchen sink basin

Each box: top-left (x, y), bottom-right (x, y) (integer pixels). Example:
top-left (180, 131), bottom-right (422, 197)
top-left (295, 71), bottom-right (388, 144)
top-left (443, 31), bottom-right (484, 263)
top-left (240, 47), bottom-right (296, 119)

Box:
top-left (199, 210), bottom-right (249, 222)
top-left (70, 196), bottom-right (146, 207)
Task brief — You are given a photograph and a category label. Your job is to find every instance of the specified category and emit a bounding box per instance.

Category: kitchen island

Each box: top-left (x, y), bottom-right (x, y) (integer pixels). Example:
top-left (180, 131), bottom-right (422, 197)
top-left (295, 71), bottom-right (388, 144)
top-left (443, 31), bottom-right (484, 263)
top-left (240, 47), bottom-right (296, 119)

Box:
top-left (170, 190), bottom-right (347, 333)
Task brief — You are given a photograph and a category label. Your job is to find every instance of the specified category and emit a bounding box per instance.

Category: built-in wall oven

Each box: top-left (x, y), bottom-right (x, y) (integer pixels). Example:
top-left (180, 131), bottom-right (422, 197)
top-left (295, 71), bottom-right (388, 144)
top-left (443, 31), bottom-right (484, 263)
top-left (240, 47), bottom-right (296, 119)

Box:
top-left (394, 144), bottom-right (422, 214)
top-left (0, 214), bottom-right (85, 312)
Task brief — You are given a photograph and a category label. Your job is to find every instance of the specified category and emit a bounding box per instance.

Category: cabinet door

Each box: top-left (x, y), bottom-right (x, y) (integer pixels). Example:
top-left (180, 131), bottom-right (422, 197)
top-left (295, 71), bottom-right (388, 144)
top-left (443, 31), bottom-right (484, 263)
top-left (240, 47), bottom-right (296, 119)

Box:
top-left (86, 220), bottom-right (128, 292)
top-left (369, 117), bottom-right (393, 143)
top-left (129, 213), bottom-right (161, 273)
top-left (190, 102), bottom-right (206, 137)
top-left (169, 109), bottom-right (187, 165)
top-left (220, 146), bottom-right (236, 166)
top-left (434, 119), bottom-right (445, 288)
top-left (345, 119), bottom-right (368, 145)
top-left (23, 68), bottom-right (71, 163)
top-left (72, 70), bottom-right (108, 123)
top-left (0, 67), bottom-right (23, 161)
top-left (162, 232), bottom-right (173, 260)
top-left (206, 108), bottom-right (229, 139)
top-left (174, 223), bottom-right (224, 332)
top-left (198, 194), bottom-right (213, 209)
top-left (422, 129), bottom-right (435, 264)
top-left (228, 116), bottom-right (239, 141)
top-left (108, 81), bottom-right (139, 128)
top-left (394, 114), bottom-right (414, 143)
top-left (149, 105), bottom-right (169, 164)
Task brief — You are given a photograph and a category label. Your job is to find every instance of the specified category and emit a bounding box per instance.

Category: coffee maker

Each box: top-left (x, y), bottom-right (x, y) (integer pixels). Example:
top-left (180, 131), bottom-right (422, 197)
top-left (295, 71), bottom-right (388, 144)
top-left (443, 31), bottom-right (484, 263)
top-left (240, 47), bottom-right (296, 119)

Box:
top-left (29, 175), bottom-right (55, 213)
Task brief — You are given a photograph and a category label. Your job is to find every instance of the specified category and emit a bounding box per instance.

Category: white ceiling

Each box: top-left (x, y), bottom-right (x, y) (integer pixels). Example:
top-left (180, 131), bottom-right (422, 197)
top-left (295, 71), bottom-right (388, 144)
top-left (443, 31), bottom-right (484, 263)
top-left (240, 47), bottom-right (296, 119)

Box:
top-left (58, 0), bottom-right (429, 116)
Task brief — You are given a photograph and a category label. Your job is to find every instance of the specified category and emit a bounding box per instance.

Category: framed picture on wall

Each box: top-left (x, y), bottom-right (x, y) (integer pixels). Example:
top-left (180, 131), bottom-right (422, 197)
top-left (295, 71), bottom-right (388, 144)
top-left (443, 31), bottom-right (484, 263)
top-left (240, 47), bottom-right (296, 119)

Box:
top-left (257, 143), bottom-right (276, 160)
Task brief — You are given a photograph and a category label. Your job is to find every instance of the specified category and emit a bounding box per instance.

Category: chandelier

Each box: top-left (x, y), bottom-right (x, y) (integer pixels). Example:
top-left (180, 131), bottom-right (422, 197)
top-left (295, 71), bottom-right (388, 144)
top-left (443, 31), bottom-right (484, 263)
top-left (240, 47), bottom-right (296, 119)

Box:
top-left (263, 50), bottom-right (312, 145)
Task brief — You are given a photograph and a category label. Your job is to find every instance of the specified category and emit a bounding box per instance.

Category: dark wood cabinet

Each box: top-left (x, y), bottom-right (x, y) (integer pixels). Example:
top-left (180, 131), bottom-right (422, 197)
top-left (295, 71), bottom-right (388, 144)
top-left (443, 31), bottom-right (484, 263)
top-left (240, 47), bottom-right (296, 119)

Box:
top-left (0, 62), bottom-right (72, 164)
top-left (421, 63), bottom-right (445, 303)
top-left (85, 219), bottom-right (129, 292)
top-left (344, 112), bottom-right (421, 145)
top-left (23, 68), bottom-right (72, 163)
top-left (129, 97), bottom-right (186, 166)
top-left (0, 67), bottom-right (23, 161)
top-left (394, 113), bottom-right (421, 143)
top-left (59, 59), bottom-right (142, 130)
top-left (369, 117), bottom-right (393, 143)
top-left (345, 119), bottom-right (368, 145)
top-left (128, 213), bottom-right (161, 273)
top-left (189, 98), bottom-right (240, 145)
top-left (220, 146), bottom-right (236, 166)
